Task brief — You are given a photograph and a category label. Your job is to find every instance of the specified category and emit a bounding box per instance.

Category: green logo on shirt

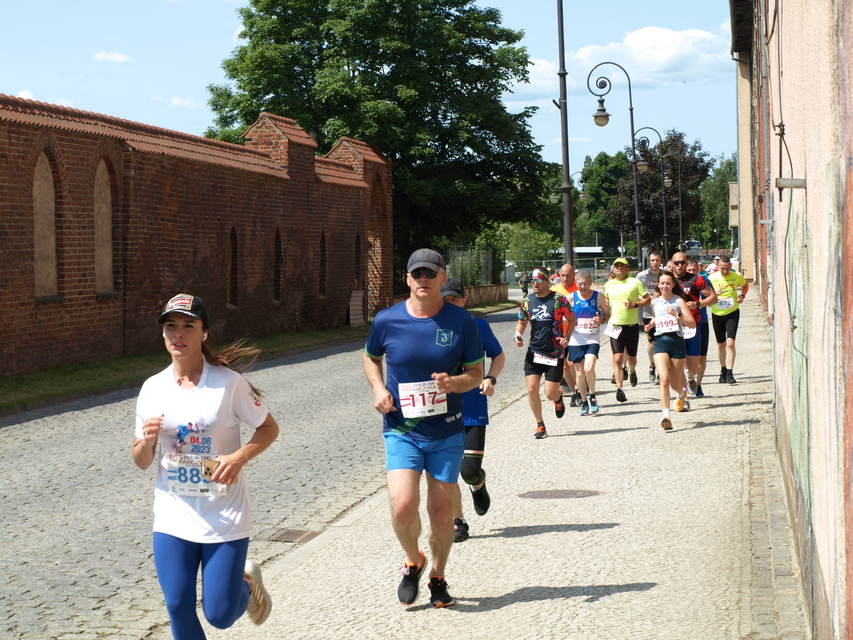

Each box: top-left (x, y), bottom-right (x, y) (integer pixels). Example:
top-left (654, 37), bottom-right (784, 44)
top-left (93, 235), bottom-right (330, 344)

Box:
top-left (436, 329), bottom-right (454, 347)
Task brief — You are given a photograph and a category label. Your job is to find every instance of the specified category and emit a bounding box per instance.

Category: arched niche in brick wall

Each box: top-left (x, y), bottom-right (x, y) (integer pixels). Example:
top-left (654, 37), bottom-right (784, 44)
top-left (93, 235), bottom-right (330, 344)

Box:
top-left (33, 151), bottom-right (58, 298)
top-left (93, 159), bottom-right (114, 293)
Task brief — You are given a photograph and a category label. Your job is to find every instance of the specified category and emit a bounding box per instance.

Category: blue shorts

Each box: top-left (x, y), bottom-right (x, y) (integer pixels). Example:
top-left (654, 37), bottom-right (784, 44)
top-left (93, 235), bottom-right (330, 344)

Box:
top-left (685, 323), bottom-right (710, 357)
top-left (568, 343), bottom-right (601, 363)
top-left (383, 431), bottom-right (464, 484)
top-left (685, 330), bottom-right (702, 356)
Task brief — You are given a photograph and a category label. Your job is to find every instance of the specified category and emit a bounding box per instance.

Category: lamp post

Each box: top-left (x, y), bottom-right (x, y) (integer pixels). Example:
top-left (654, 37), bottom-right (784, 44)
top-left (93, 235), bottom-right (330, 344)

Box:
top-left (556, 0), bottom-right (573, 263)
top-left (635, 126), bottom-right (667, 260)
top-left (587, 62), bottom-right (643, 270)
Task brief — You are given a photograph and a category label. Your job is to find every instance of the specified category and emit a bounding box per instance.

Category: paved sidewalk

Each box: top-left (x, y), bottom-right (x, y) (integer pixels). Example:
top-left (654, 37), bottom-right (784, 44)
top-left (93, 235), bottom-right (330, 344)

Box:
top-left (156, 300), bottom-right (807, 640)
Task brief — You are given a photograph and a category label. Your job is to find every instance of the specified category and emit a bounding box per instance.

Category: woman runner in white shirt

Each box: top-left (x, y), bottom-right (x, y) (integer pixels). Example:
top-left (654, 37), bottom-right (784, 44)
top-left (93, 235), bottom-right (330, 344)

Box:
top-left (132, 293), bottom-right (280, 638)
top-left (644, 273), bottom-right (696, 430)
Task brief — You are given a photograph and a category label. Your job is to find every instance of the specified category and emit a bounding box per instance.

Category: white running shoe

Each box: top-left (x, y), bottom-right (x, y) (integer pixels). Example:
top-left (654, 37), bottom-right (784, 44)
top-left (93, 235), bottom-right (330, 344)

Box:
top-left (244, 560), bottom-right (272, 625)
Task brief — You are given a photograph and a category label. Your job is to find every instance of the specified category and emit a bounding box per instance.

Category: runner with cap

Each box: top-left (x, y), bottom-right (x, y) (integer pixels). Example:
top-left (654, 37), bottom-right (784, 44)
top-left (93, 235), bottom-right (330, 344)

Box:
top-left (133, 293), bottom-right (280, 636)
top-left (514, 266), bottom-right (575, 439)
top-left (603, 258), bottom-right (650, 403)
top-left (440, 278), bottom-right (506, 543)
top-left (363, 249), bottom-right (484, 608)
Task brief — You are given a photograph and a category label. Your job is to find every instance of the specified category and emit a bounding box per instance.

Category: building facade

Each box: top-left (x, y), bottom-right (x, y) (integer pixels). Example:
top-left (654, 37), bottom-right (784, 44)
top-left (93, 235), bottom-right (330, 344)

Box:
top-left (0, 95), bottom-right (393, 375)
top-left (730, 1), bottom-right (852, 637)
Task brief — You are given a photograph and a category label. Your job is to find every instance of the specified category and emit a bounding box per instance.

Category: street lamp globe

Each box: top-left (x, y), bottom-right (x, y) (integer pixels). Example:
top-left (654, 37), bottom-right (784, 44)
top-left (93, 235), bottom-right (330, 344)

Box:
top-left (636, 158), bottom-right (650, 173)
top-left (593, 98), bottom-right (610, 127)
top-left (664, 173), bottom-right (673, 188)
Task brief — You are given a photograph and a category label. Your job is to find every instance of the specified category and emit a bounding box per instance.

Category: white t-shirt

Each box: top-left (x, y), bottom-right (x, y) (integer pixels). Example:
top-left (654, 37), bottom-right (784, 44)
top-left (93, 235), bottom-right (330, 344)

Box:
top-left (135, 359), bottom-right (269, 543)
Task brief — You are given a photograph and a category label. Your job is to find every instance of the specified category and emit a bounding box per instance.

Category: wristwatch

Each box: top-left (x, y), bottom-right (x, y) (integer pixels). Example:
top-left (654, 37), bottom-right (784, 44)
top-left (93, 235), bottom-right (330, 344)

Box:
top-left (484, 375), bottom-right (497, 385)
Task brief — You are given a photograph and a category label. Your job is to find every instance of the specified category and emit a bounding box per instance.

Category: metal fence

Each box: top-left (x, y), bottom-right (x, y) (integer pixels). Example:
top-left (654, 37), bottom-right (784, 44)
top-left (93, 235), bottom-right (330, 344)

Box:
top-left (509, 256), bottom-right (637, 285)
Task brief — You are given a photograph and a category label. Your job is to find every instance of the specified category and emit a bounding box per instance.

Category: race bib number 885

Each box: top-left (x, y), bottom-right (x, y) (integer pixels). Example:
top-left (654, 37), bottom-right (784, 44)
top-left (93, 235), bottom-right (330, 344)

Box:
top-left (165, 454), bottom-right (227, 496)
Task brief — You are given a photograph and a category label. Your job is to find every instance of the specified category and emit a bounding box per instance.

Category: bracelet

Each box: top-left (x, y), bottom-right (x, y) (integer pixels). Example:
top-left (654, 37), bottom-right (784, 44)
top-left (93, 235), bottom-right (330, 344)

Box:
top-left (484, 375), bottom-right (497, 385)
top-left (240, 447), bottom-right (250, 464)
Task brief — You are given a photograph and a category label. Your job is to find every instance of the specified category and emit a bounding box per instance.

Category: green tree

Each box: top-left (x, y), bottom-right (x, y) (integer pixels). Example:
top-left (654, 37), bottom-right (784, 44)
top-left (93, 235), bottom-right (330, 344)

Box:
top-left (207, 0), bottom-right (547, 262)
top-left (606, 130), bottom-right (712, 257)
top-left (571, 152), bottom-right (628, 253)
top-left (695, 153), bottom-right (738, 249)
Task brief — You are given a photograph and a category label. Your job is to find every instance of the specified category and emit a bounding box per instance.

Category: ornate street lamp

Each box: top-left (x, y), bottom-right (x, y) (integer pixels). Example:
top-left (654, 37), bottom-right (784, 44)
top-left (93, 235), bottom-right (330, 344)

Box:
top-left (635, 126), bottom-right (668, 260)
top-left (587, 62), bottom-right (643, 270)
top-left (555, 0), bottom-right (573, 263)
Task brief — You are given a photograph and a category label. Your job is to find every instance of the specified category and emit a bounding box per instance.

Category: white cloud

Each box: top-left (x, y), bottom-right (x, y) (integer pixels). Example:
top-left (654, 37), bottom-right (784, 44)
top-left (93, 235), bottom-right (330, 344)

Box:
top-left (571, 26), bottom-right (730, 88)
top-left (17, 89), bottom-right (35, 100)
top-left (169, 96), bottom-right (201, 109)
top-left (93, 51), bottom-right (131, 63)
top-left (56, 98), bottom-right (74, 107)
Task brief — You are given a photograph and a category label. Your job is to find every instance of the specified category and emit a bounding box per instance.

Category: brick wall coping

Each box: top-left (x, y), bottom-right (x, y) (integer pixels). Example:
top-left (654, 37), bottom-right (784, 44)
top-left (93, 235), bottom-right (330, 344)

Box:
top-left (0, 93), bottom-right (287, 178)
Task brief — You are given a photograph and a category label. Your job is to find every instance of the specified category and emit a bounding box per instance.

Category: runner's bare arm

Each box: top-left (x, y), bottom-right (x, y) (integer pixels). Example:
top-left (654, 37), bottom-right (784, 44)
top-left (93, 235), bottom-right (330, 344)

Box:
top-left (363, 352), bottom-right (396, 414)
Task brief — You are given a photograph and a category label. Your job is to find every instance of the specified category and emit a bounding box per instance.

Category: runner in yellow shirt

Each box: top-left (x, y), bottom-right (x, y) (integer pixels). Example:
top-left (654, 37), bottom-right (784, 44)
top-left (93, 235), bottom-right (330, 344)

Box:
top-left (708, 255), bottom-right (749, 384)
top-left (603, 258), bottom-right (651, 403)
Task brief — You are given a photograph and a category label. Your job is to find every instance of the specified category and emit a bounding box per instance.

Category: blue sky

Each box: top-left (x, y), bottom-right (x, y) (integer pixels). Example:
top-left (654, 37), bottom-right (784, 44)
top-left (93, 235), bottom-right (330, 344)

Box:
top-left (1, 0), bottom-right (735, 175)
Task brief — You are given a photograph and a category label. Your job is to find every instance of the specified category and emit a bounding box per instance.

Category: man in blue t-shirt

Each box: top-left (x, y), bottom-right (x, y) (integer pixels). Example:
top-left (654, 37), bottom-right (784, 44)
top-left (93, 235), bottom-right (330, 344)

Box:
top-left (440, 278), bottom-right (506, 544)
top-left (363, 249), bottom-right (484, 609)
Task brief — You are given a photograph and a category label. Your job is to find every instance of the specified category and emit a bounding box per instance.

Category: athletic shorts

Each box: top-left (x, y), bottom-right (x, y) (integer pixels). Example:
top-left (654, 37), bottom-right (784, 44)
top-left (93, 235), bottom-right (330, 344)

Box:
top-left (698, 322), bottom-right (710, 356)
top-left (685, 329), bottom-right (702, 357)
top-left (712, 309), bottom-right (740, 343)
top-left (609, 324), bottom-right (640, 357)
top-left (383, 431), bottom-right (464, 484)
top-left (524, 350), bottom-right (565, 382)
top-left (653, 332), bottom-right (687, 360)
top-left (568, 343), bottom-right (601, 363)
top-left (641, 319), bottom-right (656, 342)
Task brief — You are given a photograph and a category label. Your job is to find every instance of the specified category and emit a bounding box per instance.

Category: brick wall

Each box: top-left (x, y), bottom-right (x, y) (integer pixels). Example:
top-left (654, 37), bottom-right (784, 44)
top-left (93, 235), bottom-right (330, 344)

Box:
top-left (0, 97), bottom-right (393, 375)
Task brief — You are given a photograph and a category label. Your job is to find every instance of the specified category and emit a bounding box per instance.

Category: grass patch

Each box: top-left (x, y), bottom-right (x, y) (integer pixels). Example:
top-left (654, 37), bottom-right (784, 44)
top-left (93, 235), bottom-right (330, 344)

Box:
top-left (0, 301), bottom-right (517, 416)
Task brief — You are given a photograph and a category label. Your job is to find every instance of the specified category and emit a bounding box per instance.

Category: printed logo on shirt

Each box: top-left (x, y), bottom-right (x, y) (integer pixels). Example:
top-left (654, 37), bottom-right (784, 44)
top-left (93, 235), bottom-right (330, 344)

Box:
top-left (529, 303), bottom-right (552, 322)
top-left (173, 420), bottom-right (212, 455)
top-left (436, 329), bottom-right (454, 347)
top-left (249, 389), bottom-right (261, 407)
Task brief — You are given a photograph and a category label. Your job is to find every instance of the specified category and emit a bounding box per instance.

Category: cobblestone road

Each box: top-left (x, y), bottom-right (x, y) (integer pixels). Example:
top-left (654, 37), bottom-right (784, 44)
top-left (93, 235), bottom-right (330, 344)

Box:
top-left (0, 297), bottom-right (807, 639)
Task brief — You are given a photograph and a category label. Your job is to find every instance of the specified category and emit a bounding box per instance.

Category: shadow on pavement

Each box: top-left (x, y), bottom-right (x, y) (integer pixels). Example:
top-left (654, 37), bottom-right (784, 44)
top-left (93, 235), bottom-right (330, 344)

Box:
top-left (474, 522), bottom-right (619, 539)
top-left (442, 582), bottom-right (657, 611)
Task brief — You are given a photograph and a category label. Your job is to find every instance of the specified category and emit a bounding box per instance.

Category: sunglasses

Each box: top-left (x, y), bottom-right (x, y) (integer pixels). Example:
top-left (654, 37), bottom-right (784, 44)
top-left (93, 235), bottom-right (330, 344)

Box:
top-left (531, 277), bottom-right (547, 283)
top-left (673, 260), bottom-right (687, 265)
top-left (410, 267), bottom-right (439, 279)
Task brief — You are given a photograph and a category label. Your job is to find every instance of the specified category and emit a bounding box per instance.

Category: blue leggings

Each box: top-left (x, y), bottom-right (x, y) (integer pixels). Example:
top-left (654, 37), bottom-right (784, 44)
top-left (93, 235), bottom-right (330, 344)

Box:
top-left (153, 533), bottom-right (250, 640)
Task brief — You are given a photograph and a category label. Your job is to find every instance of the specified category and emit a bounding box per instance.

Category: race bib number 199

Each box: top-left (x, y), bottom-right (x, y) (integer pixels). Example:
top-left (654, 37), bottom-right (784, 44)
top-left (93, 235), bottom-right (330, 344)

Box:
top-left (398, 380), bottom-right (447, 418)
top-left (654, 315), bottom-right (680, 335)
top-left (165, 454), bottom-right (227, 496)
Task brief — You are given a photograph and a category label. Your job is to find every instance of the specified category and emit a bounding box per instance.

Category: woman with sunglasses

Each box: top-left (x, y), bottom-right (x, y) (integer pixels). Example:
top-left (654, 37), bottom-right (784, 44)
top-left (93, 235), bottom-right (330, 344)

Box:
top-left (644, 272), bottom-right (696, 430)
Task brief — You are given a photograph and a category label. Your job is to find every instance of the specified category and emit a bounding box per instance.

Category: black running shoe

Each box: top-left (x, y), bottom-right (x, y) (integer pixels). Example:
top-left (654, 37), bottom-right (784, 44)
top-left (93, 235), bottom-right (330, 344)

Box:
top-left (726, 370), bottom-right (737, 384)
top-left (719, 368), bottom-right (727, 383)
top-left (428, 577), bottom-right (456, 608)
top-left (470, 471), bottom-right (491, 515)
top-left (570, 390), bottom-right (583, 407)
top-left (397, 550), bottom-right (425, 605)
top-left (453, 518), bottom-right (469, 543)
top-left (534, 423), bottom-right (548, 439)
top-left (629, 369), bottom-right (638, 387)
top-left (554, 399), bottom-right (565, 418)
top-left (615, 388), bottom-right (627, 403)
